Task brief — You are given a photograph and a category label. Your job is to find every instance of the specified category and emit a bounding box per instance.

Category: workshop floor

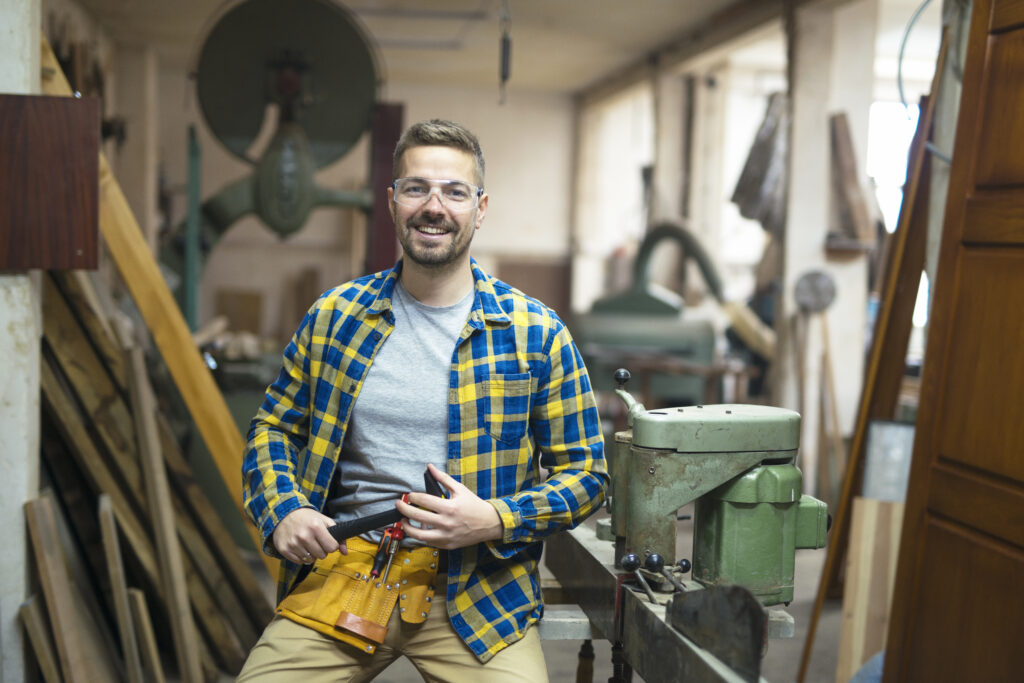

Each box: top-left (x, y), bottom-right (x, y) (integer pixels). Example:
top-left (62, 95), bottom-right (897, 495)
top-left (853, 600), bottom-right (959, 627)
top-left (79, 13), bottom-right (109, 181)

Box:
top-left (232, 510), bottom-right (843, 682)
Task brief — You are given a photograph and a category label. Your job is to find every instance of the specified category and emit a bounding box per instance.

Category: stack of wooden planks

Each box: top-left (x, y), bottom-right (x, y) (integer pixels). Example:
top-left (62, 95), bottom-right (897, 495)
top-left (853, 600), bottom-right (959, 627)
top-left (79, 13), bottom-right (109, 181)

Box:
top-left (30, 270), bottom-right (274, 680)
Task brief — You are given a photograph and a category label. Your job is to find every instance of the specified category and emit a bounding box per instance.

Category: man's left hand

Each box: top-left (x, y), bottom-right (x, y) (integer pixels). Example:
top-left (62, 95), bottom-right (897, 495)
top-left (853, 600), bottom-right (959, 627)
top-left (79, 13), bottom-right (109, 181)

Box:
top-left (396, 463), bottom-right (503, 549)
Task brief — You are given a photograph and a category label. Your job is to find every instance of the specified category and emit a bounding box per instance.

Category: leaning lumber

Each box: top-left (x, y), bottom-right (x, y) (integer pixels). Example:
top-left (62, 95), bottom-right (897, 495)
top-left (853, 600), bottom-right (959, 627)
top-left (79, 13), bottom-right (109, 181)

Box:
top-left (128, 588), bottom-right (167, 683)
top-left (126, 345), bottom-right (204, 682)
top-left (19, 596), bottom-right (63, 683)
top-left (50, 270), bottom-right (273, 633)
top-left (41, 308), bottom-right (246, 672)
top-left (24, 497), bottom-right (118, 683)
top-left (99, 494), bottom-right (145, 683)
top-left (39, 36), bottom-right (273, 579)
top-left (40, 353), bottom-right (224, 676)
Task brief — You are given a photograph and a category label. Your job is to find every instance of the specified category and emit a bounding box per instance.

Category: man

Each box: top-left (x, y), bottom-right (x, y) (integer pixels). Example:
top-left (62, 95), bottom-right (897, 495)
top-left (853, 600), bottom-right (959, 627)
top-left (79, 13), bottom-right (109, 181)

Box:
top-left (240, 119), bottom-right (607, 681)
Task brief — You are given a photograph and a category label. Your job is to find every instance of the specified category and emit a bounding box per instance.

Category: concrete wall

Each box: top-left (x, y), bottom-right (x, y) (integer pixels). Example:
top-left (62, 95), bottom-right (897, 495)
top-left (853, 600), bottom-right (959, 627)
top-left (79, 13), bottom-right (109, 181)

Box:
top-left (1, 2), bottom-right (41, 680)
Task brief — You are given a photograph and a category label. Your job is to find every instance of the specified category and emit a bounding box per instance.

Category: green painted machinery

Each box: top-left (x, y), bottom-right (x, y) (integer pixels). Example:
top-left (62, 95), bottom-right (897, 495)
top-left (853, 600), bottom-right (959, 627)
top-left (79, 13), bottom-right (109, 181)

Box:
top-left (611, 369), bottom-right (828, 606)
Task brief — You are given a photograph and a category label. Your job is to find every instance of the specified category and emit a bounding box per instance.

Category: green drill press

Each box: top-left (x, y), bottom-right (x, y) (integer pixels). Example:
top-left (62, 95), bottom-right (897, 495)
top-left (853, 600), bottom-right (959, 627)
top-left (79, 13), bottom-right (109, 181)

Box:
top-left (611, 368), bottom-right (829, 607)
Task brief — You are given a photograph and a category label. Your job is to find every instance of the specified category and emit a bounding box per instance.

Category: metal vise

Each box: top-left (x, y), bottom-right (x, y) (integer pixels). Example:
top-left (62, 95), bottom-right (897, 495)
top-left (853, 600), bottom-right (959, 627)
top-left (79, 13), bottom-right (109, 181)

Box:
top-left (611, 369), bottom-right (828, 606)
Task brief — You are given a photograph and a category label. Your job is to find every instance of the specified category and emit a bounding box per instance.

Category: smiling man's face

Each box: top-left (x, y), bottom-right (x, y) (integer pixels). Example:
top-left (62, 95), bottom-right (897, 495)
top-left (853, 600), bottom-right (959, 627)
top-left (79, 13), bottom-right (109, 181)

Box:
top-left (388, 145), bottom-right (488, 271)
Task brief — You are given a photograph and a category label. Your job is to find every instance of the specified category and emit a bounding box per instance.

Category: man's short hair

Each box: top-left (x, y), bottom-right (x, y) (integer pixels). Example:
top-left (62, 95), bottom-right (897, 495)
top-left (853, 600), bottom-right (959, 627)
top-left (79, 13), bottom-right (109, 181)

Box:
top-left (393, 119), bottom-right (485, 187)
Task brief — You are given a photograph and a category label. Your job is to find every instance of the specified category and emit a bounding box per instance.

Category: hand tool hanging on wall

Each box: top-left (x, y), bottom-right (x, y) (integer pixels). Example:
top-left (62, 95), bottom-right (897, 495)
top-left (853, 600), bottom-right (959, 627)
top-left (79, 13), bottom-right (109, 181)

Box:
top-left (794, 270), bottom-right (844, 505)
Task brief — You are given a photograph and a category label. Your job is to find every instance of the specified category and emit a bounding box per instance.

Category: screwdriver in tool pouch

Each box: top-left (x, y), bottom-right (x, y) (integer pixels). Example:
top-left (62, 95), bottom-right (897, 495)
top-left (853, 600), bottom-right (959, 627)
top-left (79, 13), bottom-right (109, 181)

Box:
top-left (369, 494), bottom-right (409, 582)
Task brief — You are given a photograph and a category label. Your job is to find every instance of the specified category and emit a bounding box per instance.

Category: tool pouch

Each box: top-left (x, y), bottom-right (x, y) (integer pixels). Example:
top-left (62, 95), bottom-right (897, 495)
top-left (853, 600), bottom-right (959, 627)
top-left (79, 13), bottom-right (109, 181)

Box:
top-left (276, 537), bottom-right (441, 654)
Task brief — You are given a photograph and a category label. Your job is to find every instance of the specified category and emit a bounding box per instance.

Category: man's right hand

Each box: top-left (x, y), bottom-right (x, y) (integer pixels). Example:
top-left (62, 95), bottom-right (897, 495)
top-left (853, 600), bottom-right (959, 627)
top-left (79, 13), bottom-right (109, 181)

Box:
top-left (272, 507), bottom-right (344, 564)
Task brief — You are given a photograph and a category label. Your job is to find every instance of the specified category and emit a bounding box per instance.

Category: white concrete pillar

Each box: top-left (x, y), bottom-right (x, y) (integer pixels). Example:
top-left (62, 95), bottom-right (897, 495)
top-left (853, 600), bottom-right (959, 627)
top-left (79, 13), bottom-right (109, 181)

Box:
top-left (651, 69), bottom-right (685, 225)
top-left (689, 64), bottom-right (730, 259)
top-left (827, 0), bottom-right (875, 434)
top-left (0, 2), bottom-right (42, 681)
top-left (114, 44), bottom-right (160, 252)
top-left (779, 0), bottom-right (877, 497)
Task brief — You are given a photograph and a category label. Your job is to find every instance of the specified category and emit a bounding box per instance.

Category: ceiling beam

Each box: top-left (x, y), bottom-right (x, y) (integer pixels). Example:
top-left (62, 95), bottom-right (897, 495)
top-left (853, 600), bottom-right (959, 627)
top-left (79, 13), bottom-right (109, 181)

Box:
top-left (575, 0), bottom-right (824, 108)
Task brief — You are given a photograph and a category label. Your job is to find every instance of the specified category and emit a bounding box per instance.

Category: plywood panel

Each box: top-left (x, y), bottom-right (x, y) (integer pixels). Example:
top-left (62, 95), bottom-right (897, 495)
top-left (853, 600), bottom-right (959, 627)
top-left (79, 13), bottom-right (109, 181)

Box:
top-left (835, 498), bottom-right (903, 682)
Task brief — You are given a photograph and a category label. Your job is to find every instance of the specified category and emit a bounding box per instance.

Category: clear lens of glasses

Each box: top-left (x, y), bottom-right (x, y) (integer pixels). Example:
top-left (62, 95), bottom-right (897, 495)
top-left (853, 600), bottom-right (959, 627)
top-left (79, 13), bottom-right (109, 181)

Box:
top-left (392, 178), bottom-right (482, 212)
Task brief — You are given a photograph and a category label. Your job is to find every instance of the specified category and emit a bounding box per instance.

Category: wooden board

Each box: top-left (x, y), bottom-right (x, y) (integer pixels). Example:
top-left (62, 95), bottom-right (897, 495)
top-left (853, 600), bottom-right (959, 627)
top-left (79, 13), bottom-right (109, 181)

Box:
top-left (18, 596), bottom-right (63, 683)
top-left (40, 355), bottom-right (239, 674)
top-left (99, 494), bottom-right (145, 683)
top-left (834, 498), bottom-right (903, 682)
top-left (884, 2), bottom-right (1024, 677)
top-left (25, 497), bottom-right (101, 683)
top-left (829, 111), bottom-right (874, 244)
top-left (128, 588), bottom-right (166, 683)
top-left (38, 37), bottom-right (274, 579)
top-left (126, 345), bottom-right (204, 683)
top-left (50, 270), bottom-right (273, 634)
top-left (42, 276), bottom-right (253, 671)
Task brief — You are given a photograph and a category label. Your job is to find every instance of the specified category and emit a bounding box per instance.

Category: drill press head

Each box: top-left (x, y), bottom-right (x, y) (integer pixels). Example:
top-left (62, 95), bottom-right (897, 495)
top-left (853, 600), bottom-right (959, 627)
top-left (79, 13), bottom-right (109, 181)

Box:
top-left (612, 376), bottom-right (828, 606)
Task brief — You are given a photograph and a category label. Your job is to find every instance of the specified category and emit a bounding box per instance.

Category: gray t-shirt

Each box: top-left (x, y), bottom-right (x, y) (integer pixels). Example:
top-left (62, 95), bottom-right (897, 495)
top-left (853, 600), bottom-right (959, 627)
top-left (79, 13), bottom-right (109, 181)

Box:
top-left (325, 279), bottom-right (473, 541)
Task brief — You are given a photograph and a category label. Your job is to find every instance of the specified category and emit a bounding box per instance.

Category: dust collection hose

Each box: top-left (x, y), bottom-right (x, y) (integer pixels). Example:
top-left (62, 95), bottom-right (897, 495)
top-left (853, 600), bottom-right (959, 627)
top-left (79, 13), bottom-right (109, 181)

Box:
top-left (632, 222), bottom-right (725, 302)
top-left (632, 221), bottom-right (776, 359)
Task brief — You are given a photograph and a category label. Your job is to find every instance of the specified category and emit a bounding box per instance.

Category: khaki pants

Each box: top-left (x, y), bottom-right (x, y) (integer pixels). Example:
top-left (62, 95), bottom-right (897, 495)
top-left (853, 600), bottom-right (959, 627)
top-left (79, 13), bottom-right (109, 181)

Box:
top-left (237, 579), bottom-right (548, 683)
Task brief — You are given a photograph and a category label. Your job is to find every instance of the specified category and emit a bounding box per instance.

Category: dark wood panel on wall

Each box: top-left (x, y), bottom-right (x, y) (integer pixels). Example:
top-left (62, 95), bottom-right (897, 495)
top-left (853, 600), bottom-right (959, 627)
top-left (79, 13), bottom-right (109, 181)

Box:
top-left (0, 94), bottom-right (99, 270)
top-left (496, 258), bottom-right (572, 320)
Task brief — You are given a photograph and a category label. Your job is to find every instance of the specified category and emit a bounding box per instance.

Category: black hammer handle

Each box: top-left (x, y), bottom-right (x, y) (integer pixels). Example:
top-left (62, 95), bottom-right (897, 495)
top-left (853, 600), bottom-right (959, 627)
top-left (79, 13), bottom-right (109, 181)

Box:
top-left (326, 467), bottom-right (446, 544)
top-left (327, 508), bottom-right (402, 544)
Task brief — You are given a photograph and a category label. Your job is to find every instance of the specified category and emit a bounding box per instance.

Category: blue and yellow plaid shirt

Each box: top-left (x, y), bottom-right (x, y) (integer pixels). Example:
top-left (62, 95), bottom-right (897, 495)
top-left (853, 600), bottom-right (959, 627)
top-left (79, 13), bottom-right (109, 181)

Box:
top-left (242, 259), bottom-right (607, 661)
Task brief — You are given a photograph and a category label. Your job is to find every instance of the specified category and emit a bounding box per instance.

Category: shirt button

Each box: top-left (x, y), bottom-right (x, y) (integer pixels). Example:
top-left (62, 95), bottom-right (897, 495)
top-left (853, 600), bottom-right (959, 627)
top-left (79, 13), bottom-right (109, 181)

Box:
top-left (371, 331), bottom-right (382, 340)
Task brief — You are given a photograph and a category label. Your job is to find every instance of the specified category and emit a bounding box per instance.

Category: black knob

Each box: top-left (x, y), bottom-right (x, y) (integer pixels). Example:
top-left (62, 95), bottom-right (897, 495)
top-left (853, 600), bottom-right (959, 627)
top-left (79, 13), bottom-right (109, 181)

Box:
top-left (644, 553), bottom-right (665, 574)
top-left (620, 553), bottom-right (640, 572)
top-left (614, 368), bottom-right (631, 388)
top-left (676, 558), bottom-right (691, 574)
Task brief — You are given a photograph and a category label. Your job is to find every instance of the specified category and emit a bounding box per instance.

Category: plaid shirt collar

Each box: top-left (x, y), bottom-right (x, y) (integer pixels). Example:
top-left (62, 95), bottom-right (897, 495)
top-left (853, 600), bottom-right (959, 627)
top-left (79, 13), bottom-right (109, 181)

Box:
top-left (364, 257), bottom-right (513, 328)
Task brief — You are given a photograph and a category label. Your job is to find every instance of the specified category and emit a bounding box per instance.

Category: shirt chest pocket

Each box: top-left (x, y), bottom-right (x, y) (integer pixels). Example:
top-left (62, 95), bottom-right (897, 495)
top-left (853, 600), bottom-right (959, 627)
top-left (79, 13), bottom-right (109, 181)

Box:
top-left (482, 373), bottom-right (532, 444)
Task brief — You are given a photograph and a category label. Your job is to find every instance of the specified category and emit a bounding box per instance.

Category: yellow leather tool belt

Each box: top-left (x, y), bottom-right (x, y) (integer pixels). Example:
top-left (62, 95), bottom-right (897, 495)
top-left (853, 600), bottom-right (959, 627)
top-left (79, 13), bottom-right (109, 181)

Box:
top-left (276, 537), bottom-right (443, 654)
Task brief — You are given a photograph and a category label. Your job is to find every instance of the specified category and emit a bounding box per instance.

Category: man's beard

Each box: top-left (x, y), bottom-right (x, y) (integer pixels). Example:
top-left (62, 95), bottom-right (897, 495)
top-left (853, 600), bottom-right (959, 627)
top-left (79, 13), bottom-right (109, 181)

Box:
top-left (399, 214), bottom-right (473, 268)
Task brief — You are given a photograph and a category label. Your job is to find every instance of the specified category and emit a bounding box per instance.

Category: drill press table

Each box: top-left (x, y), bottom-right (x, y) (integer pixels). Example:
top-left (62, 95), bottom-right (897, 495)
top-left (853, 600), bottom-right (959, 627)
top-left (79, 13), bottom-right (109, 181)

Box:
top-left (546, 522), bottom-right (780, 683)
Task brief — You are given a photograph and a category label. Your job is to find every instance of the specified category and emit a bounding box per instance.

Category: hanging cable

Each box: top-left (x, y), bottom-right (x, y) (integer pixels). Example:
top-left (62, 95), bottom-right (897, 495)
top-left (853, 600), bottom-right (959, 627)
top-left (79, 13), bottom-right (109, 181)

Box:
top-left (897, 0), bottom-right (955, 164)
top-left (897, 0), bottom-right (933, 117)
top-left (499, 0), bottom-right (511, 104)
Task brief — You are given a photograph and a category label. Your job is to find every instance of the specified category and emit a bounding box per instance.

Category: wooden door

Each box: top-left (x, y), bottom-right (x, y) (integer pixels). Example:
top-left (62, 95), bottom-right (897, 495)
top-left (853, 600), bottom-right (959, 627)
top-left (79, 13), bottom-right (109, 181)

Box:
top-left (883, 1), bottom-right (1024, 680)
